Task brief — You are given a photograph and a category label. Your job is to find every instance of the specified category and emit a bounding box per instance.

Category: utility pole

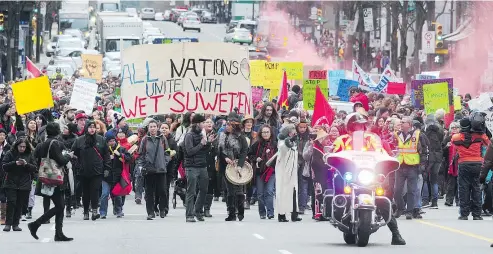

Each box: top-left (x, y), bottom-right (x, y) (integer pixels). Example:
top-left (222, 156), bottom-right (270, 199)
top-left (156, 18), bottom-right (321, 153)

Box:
top-left (36, 2), bottom-right (41, 63)
top-left (13, 1), bottom-right (20, 79)
top-left (334, 1), bottom-right (340, 60)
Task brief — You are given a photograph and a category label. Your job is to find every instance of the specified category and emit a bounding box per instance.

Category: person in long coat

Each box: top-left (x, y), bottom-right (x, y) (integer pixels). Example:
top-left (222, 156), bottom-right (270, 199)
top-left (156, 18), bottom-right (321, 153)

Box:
top-left (275, 124), bottom-right (302, 222)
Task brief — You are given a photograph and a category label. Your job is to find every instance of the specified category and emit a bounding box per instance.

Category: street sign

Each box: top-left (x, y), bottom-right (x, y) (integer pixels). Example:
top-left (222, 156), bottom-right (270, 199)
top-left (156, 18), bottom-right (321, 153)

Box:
top-left (422, 31), bottom-right (435, 54)
top-left (363, 8), bottom-right (374, 32)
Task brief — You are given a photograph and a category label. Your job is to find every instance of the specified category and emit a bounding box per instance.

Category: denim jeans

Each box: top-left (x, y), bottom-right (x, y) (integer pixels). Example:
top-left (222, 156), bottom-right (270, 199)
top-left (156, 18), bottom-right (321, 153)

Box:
top-left (298, 176), bottom-right (309, 212)
top-left (402, 173), bottom-right (423, 209)
top-left (256, 175), bottom-right (275, 217)
top-left (394, 165), bottom-right (419, 214)
top-left (134, 174), bottom-right (145, 201)
top-left (100, 181), bottom-right (123, 216)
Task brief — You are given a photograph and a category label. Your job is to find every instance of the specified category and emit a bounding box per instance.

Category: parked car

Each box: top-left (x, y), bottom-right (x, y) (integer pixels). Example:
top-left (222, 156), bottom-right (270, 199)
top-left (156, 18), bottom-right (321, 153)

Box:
top-left (224, 28), bottom-right (252, 45)
top-left (226, 20), bottom-right (239, 32)
top-left (54, 49), bottom-right (99, 69)
top-left (183, 16), bottom-right (201, 32)
top-left (200, 11), bottom-right (217, 23)
top-left (154, 12), bottom-right (164, 21)
top-left (163, 10), bottom-right (171, 21)
top-left (140, 8), bottom-right (155, 20)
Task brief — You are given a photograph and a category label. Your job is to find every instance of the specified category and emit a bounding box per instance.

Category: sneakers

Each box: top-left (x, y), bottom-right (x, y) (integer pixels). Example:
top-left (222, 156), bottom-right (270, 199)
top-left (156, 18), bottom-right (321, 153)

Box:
top-left (195, 214), bottom-right (205, 222)
top-left (21, 215), bottom-right (27, 221)
top-left (186, 217), bottom-right (196, 223)
top-left (430, 200), bottom-right (438, 209)
top-left (473, 216), bottom-right (483, 220)
top-left (405, 213), bottom-right (413, 220)
top-left (135, 198), bottom-right (142, 205)
top-left (458, 216), bottom-right (468, 220)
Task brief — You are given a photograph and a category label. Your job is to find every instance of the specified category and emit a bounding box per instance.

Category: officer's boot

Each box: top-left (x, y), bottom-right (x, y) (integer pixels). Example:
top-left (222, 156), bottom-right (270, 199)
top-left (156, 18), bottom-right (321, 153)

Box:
top-left (388, 217), bottom-right (406, 245)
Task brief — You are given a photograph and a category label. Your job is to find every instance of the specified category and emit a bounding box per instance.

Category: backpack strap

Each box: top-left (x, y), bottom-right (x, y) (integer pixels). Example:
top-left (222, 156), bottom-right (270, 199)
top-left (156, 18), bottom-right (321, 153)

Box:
top-left (46, 140), bottom-right (55, 160)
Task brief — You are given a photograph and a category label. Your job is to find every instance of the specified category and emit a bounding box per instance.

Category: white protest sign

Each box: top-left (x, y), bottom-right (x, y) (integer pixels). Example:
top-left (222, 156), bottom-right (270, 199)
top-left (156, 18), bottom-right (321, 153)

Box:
top-left (485, 111), bottom-right (493, 134)
top-left (120, 43), bottom-right (252, 119)
top-left (467, 93), bottom-right (493, 112)
top-left (70, 79), bottom-right (98, 114)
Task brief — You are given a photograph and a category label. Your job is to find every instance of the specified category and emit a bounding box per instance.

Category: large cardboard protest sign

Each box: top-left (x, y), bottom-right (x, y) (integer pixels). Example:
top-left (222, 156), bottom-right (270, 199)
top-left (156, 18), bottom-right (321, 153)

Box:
top-left (249, 60), bottom-right (266, 86)
top-left (81, 54), bottom-right (103, 81)
top-left (303, 79), bottom-right (328, 110)
top-left (71, 79), bottom-right (99, 114)
top-left (251, 87), bottom-right (264, 104)
top-left (328, 70), bottom-right (345, 96)
top-left (12, 76), bottom-right (54, 115)
top-left (282, 62), bottom-right (303, 80)
top-left (411, 78), bottom-right (453, 110)
top-left (120, 43), bottom-right (252, 119)
top-left (337, 79), bottom-right (359, 102)
top-left (423, 82), bottom-right (450, 114)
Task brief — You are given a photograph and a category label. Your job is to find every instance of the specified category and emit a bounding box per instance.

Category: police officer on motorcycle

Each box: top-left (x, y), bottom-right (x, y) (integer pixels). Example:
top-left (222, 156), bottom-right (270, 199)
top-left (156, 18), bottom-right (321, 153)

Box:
top-left (333, 113), bottom-right (406, 245)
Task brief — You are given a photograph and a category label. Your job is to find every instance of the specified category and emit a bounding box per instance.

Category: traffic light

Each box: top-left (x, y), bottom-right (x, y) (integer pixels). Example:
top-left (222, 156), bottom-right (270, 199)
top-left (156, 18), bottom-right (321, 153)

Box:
top-left (435, 22), bottom-right (443, 48)
top-left (0, 13), bottom-right (4, 31)
top-left (317, 8), bottom-right (322, 21)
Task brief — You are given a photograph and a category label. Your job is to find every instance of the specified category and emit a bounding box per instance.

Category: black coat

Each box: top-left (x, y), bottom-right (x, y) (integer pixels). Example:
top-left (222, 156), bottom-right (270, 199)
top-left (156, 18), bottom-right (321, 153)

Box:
top-left (0, 142), bottom-right (12, 189)
top-left (2, 150), bottom-right (37, 190)
top-left (105, 145), bottom-right (131, 185)
top-left (183, 129), bottom-right (210, 168)
top-left (34, 137), bottom-right (71, 191)
top-left (71, 134), bottom-right (112, 177)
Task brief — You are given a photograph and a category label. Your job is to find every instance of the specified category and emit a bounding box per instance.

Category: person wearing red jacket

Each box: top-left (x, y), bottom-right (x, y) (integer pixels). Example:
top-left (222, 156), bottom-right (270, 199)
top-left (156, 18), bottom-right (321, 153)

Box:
top-left (349, 88), bottom-right (369, 111)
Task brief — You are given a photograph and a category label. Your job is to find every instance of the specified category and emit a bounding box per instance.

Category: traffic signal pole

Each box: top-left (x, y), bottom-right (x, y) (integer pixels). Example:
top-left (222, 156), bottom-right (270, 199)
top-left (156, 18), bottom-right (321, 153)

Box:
top-left (35, 2), bottom-right (41, 63)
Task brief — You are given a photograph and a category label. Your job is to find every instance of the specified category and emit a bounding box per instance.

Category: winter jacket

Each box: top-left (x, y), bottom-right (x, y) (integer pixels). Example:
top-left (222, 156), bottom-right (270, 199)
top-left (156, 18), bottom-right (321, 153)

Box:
top-left (2, 150), bottom-right (37, 190)
top-left (137, 132), bottom-right (170, 174)
top-left (71, 134), bottom-right (112, 177)
top-left (205, 131), bottom-right (218, 174)
top-left (165, 134), bottom-right (178, 177)
top-left (183, 128), bottom-right (210, 168)
top-left (287, 91), bottom-right (299, 110)
top-left (217, 132), bottom-right (249, 170)
top-left (0, 141), bottom-right (12, 188)
top-left (34, 137), bottom-right (71, 190)
top-left (442, 135), bottom-right (458, 177)
top-left (58, 134), bottom-right (77, 151)
top-left (425, 125), bottom-right (445, 163)
top-left (349, 93), bottom-right (369, 111)
top-left (248, 139), bottom-right (277, 175)
top-left (105, 144), bottom-right (131, 185)
top-left (57, 116), bottom-right (71, 132)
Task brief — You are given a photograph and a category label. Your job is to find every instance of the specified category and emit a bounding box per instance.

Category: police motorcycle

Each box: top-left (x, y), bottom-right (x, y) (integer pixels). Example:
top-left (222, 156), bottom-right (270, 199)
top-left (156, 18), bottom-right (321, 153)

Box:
top-left (322, 132), bottom-right (400, 247)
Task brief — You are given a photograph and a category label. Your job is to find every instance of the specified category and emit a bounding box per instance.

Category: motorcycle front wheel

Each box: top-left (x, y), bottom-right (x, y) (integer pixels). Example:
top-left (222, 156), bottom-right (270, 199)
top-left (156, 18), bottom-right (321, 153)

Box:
top-left (356, 210), bottom-right (372, 247)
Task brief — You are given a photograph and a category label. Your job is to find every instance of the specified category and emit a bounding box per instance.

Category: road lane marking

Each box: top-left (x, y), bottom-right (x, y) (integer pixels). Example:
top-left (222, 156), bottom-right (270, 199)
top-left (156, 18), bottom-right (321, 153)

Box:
top-left (252, 233), bottom-right (264, 240)
top-left (50, 224), bottom-right (55, 231)
top-left (41, 238), bottom-right (50, 243)
top-left (279, 250), bottom-right (293, 254)
top-left (417, 220), bottom-right (493, 242)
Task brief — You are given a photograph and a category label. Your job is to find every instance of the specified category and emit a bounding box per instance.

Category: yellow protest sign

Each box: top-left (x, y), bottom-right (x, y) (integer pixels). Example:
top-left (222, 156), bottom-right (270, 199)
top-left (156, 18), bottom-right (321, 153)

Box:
top-left (269, 88), bottom-right (279, 101)
top-left (250, 60), bottom-right (266, 86)
top-left (12, 76), bottom-right (54, 115)
top-left (81, 54), bottom-right (103, 81)
top-left (263, 62), bottom-right (283, 89)
top-left (281, 62), bottom-right (303, 80)
top-left (454, 95), bottom-right (462, 110)
top-left (423, 82), bottom-right (450, 114)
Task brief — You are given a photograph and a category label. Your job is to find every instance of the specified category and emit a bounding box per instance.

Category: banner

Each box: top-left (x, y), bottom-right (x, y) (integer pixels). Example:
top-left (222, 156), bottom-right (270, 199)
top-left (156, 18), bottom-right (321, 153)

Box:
top-left (251, 87), bottom-right (264, 104)
top-left (263, 62), bottom-right (283, 89)
top-left (328, 70), bottom-right (345, 96)
top-left (120, 43), bottom-right (252, 119)
top-left (281, 62), bottom-right (303, 80)
top-left (423, 82), bottom-right (450, 114)
top-left (81, 54), bottom-right (103, 81)
top-left (308, 70), bottom-right (327, 80)
top-left (250, 60), bottom-right (266, 86)
top-left (12, 76), bottom-right (53, 115)
top-left (303, 79), bottom-right (328, 110)
top-left (411, 78), bottom-right (453, 110)
top-left (386, 82), bottom-right (406, 95)
top-left (337, 79), bottom-right (359, 102)
top-left (352, 60), bottom-right (398, 92)
top-left (71, 79), bottom-right (99, 114)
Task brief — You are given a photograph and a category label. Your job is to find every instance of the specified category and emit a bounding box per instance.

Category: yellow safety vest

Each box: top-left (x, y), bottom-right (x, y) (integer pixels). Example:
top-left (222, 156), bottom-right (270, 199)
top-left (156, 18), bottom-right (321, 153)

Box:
top-left (395, 130), bottom-right (420, 165)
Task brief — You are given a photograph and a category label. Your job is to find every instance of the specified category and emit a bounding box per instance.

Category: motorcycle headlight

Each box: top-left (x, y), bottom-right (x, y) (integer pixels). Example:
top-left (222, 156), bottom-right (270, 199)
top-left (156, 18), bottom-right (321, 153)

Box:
top-left (358, 170), bottom-right (374, 185)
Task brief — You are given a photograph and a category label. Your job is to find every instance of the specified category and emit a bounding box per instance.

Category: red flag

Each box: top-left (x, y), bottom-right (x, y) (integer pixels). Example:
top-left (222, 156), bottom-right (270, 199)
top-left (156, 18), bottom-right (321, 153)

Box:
top-left (26, 56), bottom-right (41, 78)
top-left (278, 70), bottom-right (288, 108)
top-left (311, 85), bottom-right (335, 128)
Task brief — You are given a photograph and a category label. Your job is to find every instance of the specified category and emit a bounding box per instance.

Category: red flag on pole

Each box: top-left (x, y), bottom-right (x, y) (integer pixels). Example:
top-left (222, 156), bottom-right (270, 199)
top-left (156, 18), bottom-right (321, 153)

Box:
top-left (311, 85), bottom-right (335, 128)
top-left (278, 70), bottom-right (288, 108)
top-left (26, 56), bottom-right (41, 78)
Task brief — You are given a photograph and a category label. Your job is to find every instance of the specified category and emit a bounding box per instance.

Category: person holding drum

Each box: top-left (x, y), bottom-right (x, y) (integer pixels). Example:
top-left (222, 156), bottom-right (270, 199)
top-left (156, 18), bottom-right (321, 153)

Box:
top-left (218, 112), bottom-right (250, 222)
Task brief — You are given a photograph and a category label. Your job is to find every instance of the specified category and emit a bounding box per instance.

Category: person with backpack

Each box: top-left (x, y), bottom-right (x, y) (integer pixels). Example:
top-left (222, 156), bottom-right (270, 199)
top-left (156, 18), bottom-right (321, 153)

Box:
top-left (136, 120), bottom-right (170, 220)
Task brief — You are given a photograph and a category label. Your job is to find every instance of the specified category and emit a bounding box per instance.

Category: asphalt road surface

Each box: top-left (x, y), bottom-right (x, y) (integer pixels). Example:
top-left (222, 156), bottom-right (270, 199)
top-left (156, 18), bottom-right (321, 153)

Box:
top-left (1, 193), bottom-right (493, 254)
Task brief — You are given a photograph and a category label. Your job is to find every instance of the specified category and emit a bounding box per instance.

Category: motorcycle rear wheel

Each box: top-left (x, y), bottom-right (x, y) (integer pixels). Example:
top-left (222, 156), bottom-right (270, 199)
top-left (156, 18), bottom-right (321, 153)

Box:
top-left (356, 210), bottom-right (372, 247)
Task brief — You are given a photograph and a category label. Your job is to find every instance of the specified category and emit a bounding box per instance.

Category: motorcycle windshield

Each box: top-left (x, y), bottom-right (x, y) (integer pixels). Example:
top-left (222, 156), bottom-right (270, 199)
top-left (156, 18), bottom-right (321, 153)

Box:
top-left (325, 132), bottom-right (400, 176)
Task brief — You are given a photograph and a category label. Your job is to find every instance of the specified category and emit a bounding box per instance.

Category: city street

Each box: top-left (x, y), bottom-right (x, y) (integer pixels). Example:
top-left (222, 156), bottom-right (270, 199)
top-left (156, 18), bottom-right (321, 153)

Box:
top-left (1, 195), bottom-right (492, 254)
top-left (148, 20), bottom-right (227, 43)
